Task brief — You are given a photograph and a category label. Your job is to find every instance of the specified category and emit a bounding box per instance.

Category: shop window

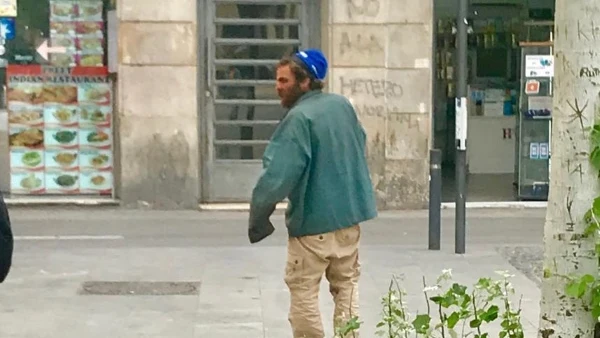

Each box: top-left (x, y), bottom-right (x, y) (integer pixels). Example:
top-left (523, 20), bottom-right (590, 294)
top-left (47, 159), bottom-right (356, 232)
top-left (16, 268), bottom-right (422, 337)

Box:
top-left (2, 0), bottom-right (109, 67)
top-left (0, 0), bottom-right (115, 198)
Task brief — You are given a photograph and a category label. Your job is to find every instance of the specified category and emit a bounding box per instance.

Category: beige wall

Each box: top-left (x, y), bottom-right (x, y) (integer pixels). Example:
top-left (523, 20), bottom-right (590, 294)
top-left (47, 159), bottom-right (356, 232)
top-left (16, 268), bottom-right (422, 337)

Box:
top-left (113, 0), bottom-right (433, 210)
top-left (117, 0), bottom-right (199, 208)
top-left (323, 0), bottom-right (434, 209)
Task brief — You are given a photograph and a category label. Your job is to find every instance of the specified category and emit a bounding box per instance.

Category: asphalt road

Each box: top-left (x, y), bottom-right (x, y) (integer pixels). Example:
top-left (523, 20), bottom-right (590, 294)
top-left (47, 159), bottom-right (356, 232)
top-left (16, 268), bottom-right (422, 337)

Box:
top-left (8, 207), bottom-right (545, 248)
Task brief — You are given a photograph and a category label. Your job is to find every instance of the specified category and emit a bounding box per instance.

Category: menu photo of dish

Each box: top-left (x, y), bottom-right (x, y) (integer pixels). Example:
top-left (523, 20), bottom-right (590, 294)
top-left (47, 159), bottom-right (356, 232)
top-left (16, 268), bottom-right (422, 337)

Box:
top-left (77, 1), bottom-right (103, 22)
top-left (10, 149), bottom-right (45, 171)
top-left (78, 83), bottom-right (110, 105)
top-left (79, 104), bottom-right (110, 127)
top-left (45, 171), bottom-right (80, 194)
top-left (8, 105), bottom-right (44, 127)
top-left (45, 127), bottom-right (79, 149)
top-left (11, 172), bottom-right (45, 194)
top-left (77, 53), bottom-right (104, 67)
top-left (76, 21), bottom-right (103, 37)
top-left (80, 149), bottom-right (111, 171)
top-left (44, 104), bottom-right (79, 127)
top-left (80, 127), bottom-right (110, 149)
top-left (7, 83), bottom-right (45, 106)
top-left (45, 149), bottom-right (79, 171)
top-left (80, 171), bottom-right (112, 195)
top-left (0, 0), bottom-right (17, 17)
top-left (9, 127), bottom-right (44, 149)
top-left (51, 52), bottom-right (78, 67)
top-left (50, 0), bottom-right (78, 22)
top-left (41, 84), bottom-right (79, 105)
top-left (50, 53), bottom-right (78, 67)
top-left (77, 36), bottom-right (104, 54)
top-left (50, 35), bottom-right (78, 53)
top-left (51, 21), bottom-right (77, 36)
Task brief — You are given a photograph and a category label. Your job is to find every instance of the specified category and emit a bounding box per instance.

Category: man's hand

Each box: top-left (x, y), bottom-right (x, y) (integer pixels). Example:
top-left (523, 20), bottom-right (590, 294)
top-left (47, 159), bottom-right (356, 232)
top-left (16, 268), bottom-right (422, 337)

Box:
top-left (248, 204), bottom-right (276, 244)
top-left (248, 219), bottom-right (275, 244)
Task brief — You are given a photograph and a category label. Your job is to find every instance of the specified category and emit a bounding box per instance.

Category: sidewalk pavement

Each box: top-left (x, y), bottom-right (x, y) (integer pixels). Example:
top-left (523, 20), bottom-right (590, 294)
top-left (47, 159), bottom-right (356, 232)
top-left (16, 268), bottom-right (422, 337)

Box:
top-left (0, 208), bottom-right (545, 337)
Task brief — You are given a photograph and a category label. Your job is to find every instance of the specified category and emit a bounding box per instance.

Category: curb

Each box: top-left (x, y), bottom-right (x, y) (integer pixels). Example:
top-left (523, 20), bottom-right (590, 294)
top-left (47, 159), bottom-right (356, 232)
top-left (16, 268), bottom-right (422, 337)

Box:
top-left (5, 197), bottom-right (120, 207)
top-left (5, 200), bottom-right (547, 210)
top-left (198, 202), bottom-right (288, 211)
top-left (442, 201), bottom-right (547, 209)
top-left (200, 201), bottom-right (547, 211)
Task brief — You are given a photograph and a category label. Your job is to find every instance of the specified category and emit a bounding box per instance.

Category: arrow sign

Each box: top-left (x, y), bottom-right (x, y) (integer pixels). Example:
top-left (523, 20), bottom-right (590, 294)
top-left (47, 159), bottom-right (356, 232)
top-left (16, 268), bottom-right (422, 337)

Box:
top-left (36, 40), bottom-right (66, 60)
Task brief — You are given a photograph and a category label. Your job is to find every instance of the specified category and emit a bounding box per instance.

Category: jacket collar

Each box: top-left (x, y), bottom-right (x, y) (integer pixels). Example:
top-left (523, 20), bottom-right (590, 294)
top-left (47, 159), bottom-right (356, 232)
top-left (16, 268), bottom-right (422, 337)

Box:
top-left (291, 90), bottom-right (321, 108)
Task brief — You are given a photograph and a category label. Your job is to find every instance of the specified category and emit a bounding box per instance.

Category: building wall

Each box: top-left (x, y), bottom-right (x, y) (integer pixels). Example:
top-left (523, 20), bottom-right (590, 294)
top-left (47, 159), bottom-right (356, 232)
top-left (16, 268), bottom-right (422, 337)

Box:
top-left (117, 0), bottom-right (200, 208)
top-left (115, 0), bottom-right (433, 210)
top-left (323, 0), bottom-right (434, 209)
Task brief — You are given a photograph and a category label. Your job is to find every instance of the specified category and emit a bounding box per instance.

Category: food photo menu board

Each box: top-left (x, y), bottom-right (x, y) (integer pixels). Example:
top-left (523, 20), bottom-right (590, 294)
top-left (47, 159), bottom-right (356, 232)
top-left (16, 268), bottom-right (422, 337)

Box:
top-left (49, 0), bottom-right (105, 67)
top-left (6, 65), bottom-right (113, 195)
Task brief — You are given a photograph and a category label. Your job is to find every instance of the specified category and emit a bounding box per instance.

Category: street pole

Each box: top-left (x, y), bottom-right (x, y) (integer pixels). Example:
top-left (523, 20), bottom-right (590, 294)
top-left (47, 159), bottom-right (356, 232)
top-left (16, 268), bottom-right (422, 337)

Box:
top-left (455, 0), bottom-right (468, 254)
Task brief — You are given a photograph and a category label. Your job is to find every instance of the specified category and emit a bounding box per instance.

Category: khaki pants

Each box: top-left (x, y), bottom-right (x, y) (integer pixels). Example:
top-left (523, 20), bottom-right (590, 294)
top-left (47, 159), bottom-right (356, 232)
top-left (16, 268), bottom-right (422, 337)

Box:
top-left (284, 225), bottom-right (361, 338)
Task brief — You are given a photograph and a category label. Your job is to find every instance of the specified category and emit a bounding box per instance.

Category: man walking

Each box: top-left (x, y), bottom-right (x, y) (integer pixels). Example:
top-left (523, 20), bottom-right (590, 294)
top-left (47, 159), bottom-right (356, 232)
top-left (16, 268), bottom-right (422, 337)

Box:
top-left (248, 49), bottom-right (377, 338)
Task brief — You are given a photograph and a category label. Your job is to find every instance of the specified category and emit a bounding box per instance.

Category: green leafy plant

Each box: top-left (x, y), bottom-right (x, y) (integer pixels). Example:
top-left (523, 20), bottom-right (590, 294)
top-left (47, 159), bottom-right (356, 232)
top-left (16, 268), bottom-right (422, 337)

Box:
top-left (375, 275), bottom-right (415, 337)
top-left (334, 269), bottom-right (524, 338)
top-left (334, 316), bottom-right (361, 338)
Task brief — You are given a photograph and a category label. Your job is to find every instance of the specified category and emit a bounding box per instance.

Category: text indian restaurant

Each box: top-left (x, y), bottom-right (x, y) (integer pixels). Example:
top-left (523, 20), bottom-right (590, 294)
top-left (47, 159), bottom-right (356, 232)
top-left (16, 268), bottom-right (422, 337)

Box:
top-left (0, 0), bottom-right (117, 201)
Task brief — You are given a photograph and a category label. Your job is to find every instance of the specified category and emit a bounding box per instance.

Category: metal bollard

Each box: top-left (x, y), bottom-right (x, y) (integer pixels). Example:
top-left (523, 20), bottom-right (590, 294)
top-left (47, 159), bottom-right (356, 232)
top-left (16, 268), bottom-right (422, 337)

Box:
top-left (455, 147), bottom-right (467, 254)
top-left (428, 149), bottom-right (442, 250)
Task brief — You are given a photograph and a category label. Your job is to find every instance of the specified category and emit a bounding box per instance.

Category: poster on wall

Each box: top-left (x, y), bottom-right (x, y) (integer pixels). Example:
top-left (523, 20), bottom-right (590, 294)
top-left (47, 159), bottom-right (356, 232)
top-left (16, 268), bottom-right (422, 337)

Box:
top-left (6, 65), bottom-right (113, 196)
top-left (0, 0), bottom-right (17, 17)
top-left (49, 0), bottom-right (105, 67)
top-left (525, 55), bottom-right (554, 78)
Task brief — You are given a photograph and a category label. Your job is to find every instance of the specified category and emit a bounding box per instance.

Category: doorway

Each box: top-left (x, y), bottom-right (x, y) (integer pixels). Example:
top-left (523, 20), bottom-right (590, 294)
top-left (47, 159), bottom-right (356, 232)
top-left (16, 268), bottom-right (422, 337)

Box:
top-left (201, 0), bottom-right (320, 202)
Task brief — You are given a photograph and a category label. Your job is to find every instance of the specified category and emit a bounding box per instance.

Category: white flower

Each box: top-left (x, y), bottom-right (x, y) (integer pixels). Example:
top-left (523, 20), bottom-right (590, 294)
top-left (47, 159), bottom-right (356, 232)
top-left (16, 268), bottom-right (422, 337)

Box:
top-left (423, 285), bottom-right (440, 292)
top-left (495, 270), bottom-right (515, 279)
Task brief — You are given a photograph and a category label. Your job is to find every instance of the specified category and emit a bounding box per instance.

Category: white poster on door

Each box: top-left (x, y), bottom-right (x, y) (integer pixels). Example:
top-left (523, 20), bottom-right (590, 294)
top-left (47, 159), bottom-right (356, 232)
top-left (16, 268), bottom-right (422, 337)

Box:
top-left (525, 55), bottom-right (554, 78)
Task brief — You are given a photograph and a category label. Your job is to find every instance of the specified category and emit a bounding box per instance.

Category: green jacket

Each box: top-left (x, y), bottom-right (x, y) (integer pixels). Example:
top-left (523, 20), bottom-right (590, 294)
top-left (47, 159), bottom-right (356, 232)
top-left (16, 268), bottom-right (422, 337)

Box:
top-left (248, 90), bottom-right (377, 241)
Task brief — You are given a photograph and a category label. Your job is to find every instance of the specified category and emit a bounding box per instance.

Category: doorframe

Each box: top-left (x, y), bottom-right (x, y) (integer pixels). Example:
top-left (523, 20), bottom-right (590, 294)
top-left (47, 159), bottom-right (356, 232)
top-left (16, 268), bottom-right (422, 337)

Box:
top-left (197, 0), bottom-right (322, 203)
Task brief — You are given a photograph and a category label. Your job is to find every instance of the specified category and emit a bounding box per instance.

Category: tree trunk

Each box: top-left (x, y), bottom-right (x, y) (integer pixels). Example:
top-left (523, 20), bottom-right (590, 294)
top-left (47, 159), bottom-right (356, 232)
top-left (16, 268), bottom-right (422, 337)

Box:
top-left (538, 0), bottom-right (600, 337)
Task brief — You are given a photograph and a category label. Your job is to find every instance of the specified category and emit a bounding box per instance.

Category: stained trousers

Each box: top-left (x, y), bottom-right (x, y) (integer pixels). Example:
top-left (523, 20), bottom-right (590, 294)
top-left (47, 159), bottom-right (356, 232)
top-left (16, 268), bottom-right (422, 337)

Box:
top-left (284, 224), bottom-right (361, 338)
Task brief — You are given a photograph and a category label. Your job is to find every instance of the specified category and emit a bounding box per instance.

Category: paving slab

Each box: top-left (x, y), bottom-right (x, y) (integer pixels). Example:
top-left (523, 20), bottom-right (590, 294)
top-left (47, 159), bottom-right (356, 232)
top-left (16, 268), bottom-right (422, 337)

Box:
top-left (0, 208), bottom-right (545, 337)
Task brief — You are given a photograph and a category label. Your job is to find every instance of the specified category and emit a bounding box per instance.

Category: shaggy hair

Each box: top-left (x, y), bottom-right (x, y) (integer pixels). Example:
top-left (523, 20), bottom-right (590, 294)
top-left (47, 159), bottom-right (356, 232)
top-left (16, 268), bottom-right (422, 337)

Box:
top-left (276, 56), bottom-right (324, 90)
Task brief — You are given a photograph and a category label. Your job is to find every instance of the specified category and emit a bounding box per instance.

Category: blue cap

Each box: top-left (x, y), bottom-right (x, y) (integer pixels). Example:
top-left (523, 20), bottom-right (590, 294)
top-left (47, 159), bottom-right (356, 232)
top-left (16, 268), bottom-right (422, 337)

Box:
top-left (294, 49), bottom-right (328, 81)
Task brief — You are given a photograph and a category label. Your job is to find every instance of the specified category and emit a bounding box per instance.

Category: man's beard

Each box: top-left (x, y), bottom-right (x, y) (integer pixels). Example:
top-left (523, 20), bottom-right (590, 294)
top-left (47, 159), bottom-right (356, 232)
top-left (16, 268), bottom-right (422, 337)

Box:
top-left (280, 83), bottom-right (306, 108)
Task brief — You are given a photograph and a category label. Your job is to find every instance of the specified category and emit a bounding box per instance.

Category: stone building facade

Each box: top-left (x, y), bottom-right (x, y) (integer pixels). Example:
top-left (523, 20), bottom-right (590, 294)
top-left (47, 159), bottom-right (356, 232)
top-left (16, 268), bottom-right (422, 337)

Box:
top-left (116, 0), bottom-right (433, 209)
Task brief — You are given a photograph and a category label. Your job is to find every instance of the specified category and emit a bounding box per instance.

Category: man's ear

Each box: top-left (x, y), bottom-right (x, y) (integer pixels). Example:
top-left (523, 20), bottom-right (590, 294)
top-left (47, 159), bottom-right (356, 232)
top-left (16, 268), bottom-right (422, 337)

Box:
top-left (300, 78), bottom-right (311, 91)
